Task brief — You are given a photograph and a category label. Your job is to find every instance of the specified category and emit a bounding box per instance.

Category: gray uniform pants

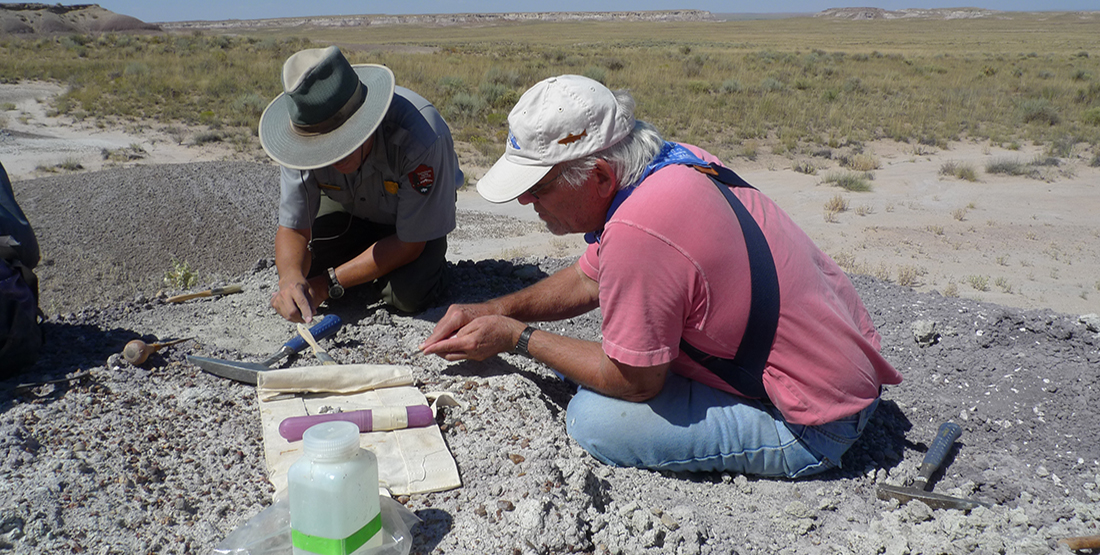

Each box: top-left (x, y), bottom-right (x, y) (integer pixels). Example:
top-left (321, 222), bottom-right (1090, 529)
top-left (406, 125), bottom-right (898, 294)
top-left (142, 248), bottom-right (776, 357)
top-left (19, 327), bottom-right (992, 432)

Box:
top-left (306, 211), bottom-right (447, 313)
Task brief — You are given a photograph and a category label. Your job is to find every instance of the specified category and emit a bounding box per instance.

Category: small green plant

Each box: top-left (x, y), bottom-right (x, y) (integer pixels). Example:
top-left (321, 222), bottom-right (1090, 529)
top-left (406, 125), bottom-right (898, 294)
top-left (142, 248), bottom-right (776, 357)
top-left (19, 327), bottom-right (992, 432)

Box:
top-left (164, 259), bottom-right (199, 290)
top-left (952, 207), bottom-right (968, 221)
top-left (995, 277), bottom-right (1013, 293)
top-left (939, 160), bottom-right (978, 181)
top-left (942, 282), bottom-right (959, 297)
top-left (0, 102), bottom-right (15, 111)
top-left (966, 275), bottom-right (990, 291)
top-left (996, 255), bottom-right (1009, 266)
top-left (192, 131), bottom-right (223, 145)
top-left (986, 158), bottom-right (1039, 178)
top-left (823, 171), bottom-right (872, 192)
top-left (925, 224), bottom-right (945, 236)
top-left (854, 204), bottom-right (874, 216)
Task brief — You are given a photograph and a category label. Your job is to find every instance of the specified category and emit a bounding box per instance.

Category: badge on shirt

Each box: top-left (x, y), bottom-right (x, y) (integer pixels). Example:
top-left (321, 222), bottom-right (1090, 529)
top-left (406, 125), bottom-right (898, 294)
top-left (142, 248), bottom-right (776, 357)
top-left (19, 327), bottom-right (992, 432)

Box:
top-left (384, 180), bottom-right (400, 195)
top-left (407, 164), bottom-right (435, 195)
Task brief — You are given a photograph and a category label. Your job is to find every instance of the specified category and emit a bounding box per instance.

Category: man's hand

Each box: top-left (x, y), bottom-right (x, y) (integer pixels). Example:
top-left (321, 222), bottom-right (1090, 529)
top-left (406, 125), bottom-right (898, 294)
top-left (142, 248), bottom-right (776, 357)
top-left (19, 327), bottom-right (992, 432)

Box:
top-left (419, 302), bottom-right (513, 359)
top-left (271, 276), bottom-right (326, 323)
top-left (420, 314), bottom-right (525, 362)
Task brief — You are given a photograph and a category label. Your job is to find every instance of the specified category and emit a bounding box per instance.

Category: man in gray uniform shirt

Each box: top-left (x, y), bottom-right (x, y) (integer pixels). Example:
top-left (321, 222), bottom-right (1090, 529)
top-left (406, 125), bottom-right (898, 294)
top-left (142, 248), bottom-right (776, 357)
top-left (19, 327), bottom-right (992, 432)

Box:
top-left (259, 46), bottom-right (462, 323)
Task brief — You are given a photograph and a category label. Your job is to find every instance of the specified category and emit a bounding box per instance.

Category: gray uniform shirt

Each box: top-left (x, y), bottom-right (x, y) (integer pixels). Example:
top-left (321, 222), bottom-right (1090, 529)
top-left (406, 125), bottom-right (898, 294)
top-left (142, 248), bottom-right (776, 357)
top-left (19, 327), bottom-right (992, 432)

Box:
top-left (278, 86), bottom-right (461, 243)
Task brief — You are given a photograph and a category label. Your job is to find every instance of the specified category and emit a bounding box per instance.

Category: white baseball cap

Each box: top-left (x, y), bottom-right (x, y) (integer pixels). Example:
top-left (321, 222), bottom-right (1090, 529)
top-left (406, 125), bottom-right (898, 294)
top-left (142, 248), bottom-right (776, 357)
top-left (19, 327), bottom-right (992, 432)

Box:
top-left (476, 75), bottom-right (635, 203)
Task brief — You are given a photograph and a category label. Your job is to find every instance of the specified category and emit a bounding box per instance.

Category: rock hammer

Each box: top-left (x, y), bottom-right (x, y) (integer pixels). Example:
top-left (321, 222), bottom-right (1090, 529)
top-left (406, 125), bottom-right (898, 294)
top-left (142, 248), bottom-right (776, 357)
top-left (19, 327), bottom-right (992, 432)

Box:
top-left (876, 422), bottom-right (992, 511)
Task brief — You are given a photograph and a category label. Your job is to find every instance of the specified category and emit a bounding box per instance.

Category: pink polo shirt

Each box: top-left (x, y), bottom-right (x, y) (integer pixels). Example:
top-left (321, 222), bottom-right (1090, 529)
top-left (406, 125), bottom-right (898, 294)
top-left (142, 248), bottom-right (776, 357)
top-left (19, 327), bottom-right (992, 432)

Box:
top-left (578, 145), bottom-right (902, 426)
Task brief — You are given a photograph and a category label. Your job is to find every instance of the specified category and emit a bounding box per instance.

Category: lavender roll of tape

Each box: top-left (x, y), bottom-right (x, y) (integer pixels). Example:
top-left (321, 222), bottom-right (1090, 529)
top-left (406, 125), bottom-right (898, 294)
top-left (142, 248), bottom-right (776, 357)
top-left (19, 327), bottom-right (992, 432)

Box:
top-left (279, 405), bottom-right (435, 442)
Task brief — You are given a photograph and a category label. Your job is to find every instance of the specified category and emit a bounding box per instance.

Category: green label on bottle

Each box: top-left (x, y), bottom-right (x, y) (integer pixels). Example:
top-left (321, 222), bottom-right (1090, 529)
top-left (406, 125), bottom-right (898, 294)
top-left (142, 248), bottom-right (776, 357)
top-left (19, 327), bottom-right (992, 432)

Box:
top-left (291, 513), bottom-right (382, 555)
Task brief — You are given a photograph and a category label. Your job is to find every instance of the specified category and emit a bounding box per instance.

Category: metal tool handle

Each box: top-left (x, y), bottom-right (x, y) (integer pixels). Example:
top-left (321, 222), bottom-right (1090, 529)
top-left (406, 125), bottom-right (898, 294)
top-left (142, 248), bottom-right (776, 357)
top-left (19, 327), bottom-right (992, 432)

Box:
top-left (916, 422), bottom-right (962, 488)
top-left (282, 314), bottom-right (342, 355)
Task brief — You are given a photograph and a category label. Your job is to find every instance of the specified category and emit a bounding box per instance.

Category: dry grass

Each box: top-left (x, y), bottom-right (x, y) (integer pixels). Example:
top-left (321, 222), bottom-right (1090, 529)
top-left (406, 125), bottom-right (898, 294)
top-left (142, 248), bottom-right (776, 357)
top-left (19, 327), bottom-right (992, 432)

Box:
top-left (1, 13), bottom-right (1098, 163)
top-left (823, 194), bottom-right (849, 223)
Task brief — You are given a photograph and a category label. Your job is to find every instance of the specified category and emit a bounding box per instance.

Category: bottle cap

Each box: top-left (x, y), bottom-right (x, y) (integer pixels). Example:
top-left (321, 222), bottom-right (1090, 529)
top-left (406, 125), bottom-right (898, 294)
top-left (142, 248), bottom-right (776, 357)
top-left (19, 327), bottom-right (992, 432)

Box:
top-left (302, 420), bottom-right (360, 460)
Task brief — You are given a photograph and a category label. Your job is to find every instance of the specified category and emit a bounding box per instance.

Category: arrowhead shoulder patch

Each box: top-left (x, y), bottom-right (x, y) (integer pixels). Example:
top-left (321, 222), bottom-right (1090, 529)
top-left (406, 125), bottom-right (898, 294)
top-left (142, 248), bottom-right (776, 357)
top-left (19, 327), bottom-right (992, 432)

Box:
top-left (408, 164), bottom-right (435, 195)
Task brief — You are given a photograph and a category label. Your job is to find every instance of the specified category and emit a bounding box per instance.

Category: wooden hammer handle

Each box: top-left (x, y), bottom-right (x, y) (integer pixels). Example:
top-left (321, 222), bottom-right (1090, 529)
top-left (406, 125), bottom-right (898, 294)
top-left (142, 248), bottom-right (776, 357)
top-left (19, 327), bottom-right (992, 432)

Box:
top-left (1059, 535), bottom-right (1100, 551)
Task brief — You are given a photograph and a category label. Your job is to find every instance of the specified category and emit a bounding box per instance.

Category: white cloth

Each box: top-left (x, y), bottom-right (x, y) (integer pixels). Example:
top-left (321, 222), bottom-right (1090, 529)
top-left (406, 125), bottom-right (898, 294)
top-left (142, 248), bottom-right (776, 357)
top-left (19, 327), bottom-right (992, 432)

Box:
top-left (256, 364), bottom-right (462, 500)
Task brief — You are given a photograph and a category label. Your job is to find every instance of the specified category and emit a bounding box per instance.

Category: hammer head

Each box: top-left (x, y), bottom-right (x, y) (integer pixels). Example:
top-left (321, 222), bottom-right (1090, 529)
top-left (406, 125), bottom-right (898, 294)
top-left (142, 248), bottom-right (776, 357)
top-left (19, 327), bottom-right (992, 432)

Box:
top-left (876, 483), bottom-right (992, 511)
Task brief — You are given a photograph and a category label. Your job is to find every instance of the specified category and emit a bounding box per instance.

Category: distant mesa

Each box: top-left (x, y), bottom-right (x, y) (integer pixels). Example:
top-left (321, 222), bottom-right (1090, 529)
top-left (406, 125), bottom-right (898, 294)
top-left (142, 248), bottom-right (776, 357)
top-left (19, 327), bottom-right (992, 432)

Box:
top-left (0, 3), bottom-right (161, 36)
top-left (814, 7), bottom-right (1003, 20)
top-left (158, 10), bottom-right (720, 31)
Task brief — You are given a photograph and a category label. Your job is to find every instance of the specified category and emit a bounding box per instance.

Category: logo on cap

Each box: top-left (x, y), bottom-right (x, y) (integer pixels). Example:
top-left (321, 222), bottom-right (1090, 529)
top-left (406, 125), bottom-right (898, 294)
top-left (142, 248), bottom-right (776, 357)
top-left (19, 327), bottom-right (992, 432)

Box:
top-left (557, 130), bottom-right (588, 145)
top-left (508, 133), bottom-right (521, 150)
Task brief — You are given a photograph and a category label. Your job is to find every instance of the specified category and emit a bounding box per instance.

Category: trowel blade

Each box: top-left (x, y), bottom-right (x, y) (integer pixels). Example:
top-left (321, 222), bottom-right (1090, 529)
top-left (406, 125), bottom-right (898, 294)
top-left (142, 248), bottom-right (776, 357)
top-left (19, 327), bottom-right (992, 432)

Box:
top-left (876, 484), bottom-right (992, 512)
top-left (187, 355), bottom-right (269, 385)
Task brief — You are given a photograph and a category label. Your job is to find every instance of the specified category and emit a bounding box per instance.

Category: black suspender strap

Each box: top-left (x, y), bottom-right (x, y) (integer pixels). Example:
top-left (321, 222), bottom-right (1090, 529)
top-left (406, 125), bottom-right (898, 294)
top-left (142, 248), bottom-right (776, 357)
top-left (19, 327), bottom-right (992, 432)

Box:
top-left (677, 163), bottom-right (780, 401)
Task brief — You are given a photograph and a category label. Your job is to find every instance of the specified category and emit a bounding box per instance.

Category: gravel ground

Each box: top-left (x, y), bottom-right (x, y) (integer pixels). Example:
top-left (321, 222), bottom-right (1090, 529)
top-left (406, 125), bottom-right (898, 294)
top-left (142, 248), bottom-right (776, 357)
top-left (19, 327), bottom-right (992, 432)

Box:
top-left (3, 162), bottom-right (1100, 554)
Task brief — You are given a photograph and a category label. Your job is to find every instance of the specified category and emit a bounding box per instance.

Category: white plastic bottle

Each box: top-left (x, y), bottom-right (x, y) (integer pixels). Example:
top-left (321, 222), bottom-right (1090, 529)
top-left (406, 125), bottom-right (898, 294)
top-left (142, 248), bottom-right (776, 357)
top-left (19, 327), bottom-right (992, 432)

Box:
top-left (288, 420), bottom-right (382, 555)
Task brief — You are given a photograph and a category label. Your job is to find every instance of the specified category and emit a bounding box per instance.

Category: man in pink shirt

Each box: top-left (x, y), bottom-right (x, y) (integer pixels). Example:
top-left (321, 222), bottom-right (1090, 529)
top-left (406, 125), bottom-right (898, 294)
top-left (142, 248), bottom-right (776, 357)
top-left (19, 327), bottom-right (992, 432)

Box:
top-left (420, 75), bottom-right (902, 477)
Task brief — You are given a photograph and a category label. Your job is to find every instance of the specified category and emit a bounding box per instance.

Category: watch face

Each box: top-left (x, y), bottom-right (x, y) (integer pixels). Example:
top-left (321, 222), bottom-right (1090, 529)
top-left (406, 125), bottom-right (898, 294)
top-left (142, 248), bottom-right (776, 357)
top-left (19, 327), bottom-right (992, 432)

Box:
top-left (329, 284), bottom-right (345, 299)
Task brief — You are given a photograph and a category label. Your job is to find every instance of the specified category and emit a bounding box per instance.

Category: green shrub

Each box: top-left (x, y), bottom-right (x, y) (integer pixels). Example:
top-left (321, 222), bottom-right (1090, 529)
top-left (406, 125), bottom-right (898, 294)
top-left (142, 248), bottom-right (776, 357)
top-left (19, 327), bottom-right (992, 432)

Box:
top-left (823, 171), bottom-right (872, 192)
top-left (438, 76), bottom-right (467, 95)
top-left (1083, 107), bottom-right (1100, 126)
top-left (986, 157), bottom-right (1039, 178)
top-left (478, 82), bottom-right (510, 109)
top-left (446, 92), bottom-right (486, 122)
top-left (582, 67), bottom-right (607, 84)
top-left (939, 160), bottom-right (978, 181)
top-left (1019, 99), bottom-right (1059, 125)
top-left (686, 80), bottom-right (710, 94)
top-left (720, 79), bottom-right (742, 94)
top-left (484, 67), bottom-right (522, 87)
top-left (761, 77), bottom-right (785, 92)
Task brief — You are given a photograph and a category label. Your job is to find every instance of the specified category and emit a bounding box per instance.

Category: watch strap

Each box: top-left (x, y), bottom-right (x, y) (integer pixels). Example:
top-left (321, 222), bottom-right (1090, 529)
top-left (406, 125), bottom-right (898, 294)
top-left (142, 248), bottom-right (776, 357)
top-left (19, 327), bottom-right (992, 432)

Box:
top-left (515, 326), bottom-right (536, 356)
top-left (326, 267), bottom-right (340, 288)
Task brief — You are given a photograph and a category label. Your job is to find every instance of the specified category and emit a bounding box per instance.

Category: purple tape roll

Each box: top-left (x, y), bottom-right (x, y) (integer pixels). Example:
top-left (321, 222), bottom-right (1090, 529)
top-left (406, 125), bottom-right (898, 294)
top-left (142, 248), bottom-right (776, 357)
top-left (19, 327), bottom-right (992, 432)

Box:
top-left (278, 405), bottom-right (435, 442)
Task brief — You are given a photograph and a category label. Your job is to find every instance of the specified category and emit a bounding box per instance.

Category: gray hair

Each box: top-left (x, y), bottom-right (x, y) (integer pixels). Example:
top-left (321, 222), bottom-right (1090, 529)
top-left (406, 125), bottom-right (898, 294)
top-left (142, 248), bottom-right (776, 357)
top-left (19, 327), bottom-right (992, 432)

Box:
top-left (556, 89), bottom-right (666, 191)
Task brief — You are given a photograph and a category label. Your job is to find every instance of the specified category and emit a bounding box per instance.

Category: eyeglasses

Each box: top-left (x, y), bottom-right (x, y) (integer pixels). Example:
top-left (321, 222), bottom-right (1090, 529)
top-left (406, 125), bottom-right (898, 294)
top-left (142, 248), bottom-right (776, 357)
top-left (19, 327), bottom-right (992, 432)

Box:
top-left (525, 169), bottom-right (564, 200)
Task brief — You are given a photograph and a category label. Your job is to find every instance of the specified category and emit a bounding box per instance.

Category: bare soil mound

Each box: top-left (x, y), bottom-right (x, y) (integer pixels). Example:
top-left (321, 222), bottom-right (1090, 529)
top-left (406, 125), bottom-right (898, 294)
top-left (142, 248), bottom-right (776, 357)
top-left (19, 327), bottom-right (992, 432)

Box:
top-left (0, 3), bottom-right (159, 36)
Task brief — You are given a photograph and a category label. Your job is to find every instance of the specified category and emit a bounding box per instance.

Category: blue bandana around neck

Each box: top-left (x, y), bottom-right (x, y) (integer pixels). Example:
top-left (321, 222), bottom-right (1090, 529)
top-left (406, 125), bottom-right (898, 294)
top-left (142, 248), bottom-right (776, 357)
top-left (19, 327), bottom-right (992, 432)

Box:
top-left (584, 142), bottom-right (709, 244)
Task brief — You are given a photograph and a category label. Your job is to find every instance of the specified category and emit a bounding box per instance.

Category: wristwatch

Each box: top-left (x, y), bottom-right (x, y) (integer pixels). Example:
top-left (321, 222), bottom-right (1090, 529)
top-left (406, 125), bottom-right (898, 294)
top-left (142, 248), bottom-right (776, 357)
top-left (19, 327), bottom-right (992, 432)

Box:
top-left (515, 326), bottom-right (537, 357)
top-left (326, 267), bottom-right (344, 299)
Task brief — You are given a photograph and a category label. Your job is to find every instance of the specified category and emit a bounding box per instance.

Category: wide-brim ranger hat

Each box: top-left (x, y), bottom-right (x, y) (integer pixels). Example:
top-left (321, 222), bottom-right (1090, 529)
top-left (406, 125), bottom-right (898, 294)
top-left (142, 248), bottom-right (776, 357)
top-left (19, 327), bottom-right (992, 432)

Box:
top-left (476, 75), bottom-right (635, 203)
top-left (259, 45), bottom-right (395, 170)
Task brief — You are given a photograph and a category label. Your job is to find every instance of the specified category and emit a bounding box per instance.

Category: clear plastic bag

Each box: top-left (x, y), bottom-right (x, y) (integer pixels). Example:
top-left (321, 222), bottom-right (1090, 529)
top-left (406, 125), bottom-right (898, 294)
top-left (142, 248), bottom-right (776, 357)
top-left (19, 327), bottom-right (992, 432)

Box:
top-left (212, 496), bottom-right (420, 555)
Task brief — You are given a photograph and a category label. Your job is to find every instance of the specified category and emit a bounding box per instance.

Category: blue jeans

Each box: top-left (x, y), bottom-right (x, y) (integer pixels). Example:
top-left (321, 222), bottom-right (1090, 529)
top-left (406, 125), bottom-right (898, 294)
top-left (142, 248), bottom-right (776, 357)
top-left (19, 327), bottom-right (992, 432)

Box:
top-left (566, 372), bottom-right (879, 478)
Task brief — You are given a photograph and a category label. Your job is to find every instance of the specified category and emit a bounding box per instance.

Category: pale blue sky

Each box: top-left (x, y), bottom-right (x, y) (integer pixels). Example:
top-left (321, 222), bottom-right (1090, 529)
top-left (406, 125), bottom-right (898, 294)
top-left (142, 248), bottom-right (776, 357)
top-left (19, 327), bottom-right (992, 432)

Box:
top-left (99, 1), bottom-right (1096, 24)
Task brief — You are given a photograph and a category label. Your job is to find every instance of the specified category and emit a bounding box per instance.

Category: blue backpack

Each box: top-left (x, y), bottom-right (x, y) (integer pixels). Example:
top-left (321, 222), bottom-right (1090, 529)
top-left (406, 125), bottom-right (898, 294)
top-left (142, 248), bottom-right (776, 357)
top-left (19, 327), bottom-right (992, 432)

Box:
top-left (0, 161), bottom-right (43, 374)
